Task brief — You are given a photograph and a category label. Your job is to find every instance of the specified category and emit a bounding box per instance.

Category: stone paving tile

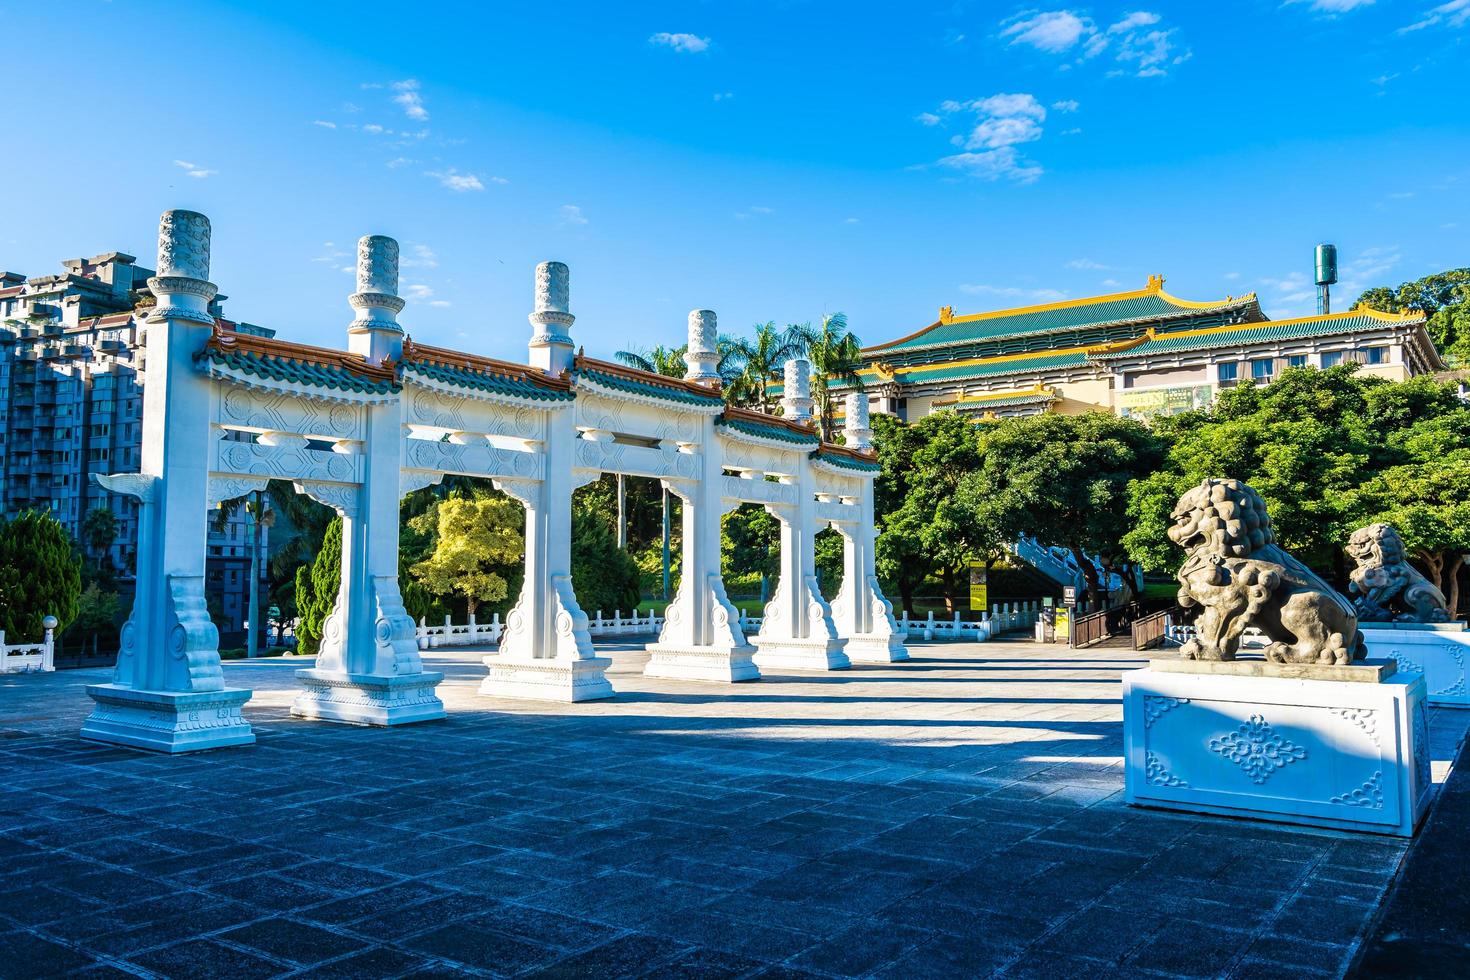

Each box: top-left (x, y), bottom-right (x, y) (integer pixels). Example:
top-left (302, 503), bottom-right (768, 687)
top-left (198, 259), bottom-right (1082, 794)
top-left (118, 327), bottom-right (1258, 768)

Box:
top-left (2, 638), bottom-right (1466, 979)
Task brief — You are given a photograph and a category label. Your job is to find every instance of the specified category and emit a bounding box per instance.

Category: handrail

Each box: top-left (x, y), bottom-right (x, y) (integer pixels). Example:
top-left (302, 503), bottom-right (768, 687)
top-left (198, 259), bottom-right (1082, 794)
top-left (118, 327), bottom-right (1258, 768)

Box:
top-left (1131, 606), bottom-right (1181, 651)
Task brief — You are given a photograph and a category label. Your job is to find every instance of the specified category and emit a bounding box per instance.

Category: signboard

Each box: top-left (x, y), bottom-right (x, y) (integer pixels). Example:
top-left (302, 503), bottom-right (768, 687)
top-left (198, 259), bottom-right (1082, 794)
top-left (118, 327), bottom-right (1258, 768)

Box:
top-left (1116, 384), bottom-right (1214, 420)
top-left (1043, 596), bottom-right (1053, 608)
top-left (1063, 585), bottom-right (1078, 606)
top-left (968, 563), bottom-right (988, 611)
top-left (1054, 607), bottom-right (1070, 641)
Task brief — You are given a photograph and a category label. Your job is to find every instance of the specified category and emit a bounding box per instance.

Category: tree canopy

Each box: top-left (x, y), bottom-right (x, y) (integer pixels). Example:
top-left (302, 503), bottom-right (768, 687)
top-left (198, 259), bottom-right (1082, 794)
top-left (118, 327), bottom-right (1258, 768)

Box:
top-left (0, 510), bottom-right (82, 641)
top-left (1357, 267), bottom-right (1470, 366)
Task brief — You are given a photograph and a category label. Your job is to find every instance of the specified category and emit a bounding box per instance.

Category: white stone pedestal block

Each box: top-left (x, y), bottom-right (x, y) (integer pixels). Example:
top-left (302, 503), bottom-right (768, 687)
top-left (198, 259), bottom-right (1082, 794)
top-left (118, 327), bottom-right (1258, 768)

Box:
top-left (644, 644), bottom-right (760, 682)
top-left (292, 669), bottom-right (445, 726)
top-left (480, 655), bottom-right (614, 702)
top-left (1362, 623), bottom-right (1470, 707)
top-left (1123, 660), bottom-right (1432, 837)
top-left (753, 637), bottom-right (851, 672)
top-left (81, 684), bottom-right (255, 754)
top-left (842, 635), bottom-right (910, 664)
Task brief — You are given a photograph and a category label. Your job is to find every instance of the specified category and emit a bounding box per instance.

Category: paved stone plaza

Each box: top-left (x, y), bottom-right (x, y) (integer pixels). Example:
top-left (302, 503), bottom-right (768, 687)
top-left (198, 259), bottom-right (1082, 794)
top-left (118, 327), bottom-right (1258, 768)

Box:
top-left (2, 639), bottom-right (1466, 979)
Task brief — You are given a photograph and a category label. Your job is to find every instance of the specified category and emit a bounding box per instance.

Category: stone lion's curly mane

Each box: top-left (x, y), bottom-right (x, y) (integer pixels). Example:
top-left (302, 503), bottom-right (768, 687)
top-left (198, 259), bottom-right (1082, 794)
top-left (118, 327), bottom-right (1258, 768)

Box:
top-left (1169, 478), bottom-right (1275, 559)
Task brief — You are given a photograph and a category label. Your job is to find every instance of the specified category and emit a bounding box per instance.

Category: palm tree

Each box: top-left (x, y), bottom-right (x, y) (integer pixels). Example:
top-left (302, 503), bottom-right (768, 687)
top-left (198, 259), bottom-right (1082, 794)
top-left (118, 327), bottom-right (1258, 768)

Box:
top-left (791, 312), bottom-right (864, 440)
top-left (723, 321), bottom-right (806, 413)
top-left (614, 344), bottom-right (687, 378)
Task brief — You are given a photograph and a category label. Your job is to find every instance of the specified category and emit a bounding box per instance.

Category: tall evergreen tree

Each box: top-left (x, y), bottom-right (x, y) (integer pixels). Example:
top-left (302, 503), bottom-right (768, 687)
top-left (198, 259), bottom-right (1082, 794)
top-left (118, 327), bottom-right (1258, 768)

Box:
top-left (0, 510), bottom-right (82, 641)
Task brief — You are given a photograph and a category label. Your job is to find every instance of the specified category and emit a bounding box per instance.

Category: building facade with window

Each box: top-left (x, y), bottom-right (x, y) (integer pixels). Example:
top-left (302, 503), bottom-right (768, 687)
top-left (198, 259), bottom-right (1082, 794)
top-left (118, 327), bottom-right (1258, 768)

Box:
top-left (827, 273), bottom-right (1442, 423)
top-left (0, 251), bottom-right (272, 638)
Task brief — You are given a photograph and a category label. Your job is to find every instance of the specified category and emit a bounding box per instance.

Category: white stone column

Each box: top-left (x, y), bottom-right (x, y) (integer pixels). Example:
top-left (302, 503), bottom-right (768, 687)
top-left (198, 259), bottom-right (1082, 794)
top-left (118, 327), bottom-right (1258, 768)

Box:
top-left (481, 263), bottom-right (611, 702)
top-left (292, 236), bottom-right (445, 725)
top-left (645, 419), bottom-right (758, 682)
top-left (81, 210), bottom-right (255, 753)
top-left (345, 235), bottom-right (405, 366)
top-left (527, 261), bottom-right (575, 378)
top-left (754, 360), bottom-right (849, 671)
top-left (684, 309), bottom-right (721, 386)
top-left (831, 393), bottom-right (906, 662)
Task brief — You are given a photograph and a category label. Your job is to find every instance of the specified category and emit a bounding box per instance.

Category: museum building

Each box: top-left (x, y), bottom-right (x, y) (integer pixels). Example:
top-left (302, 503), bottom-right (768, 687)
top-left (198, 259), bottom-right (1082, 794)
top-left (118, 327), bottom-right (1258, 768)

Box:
top-left (785, 273), bottom-right (1443, 422)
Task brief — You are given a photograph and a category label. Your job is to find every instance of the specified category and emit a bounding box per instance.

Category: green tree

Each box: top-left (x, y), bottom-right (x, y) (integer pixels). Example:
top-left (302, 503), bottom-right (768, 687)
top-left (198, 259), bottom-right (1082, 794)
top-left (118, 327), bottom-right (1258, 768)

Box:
top-left (1357, 268), bottom-right (1470, 365)
top-left (615, 344), bottom-right (688, 378)
top-left (874, 411), bottom-right (990, 611)
top-left (66, 582), bottom-right (121, 654)
top-left (571, 502), bottom-right (642, 615)
top-left (1125, 369), bottom-right (1375, 580)
top-left (871, 412), bottom-right (930, 613)
top-left (975, 412), bottom-right (1165, 601)
top-left (410, 495), bottom-right (524, 618)
top-left (723, 322), bottom-right (806, 412)
top-left (293, 516), bottom-right (341, 656)
top-left (81, 507), bottom-right (118, 567)
top-left (792, 312), bottom-right (864, 440)
top-left (0, 510), bottom-right (82, 641)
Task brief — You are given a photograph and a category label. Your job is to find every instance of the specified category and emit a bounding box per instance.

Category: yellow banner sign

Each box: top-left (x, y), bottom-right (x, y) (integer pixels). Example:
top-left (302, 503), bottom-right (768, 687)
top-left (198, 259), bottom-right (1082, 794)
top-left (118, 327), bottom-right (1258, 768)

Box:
top-left (969, 563), bottom-right (988, 611)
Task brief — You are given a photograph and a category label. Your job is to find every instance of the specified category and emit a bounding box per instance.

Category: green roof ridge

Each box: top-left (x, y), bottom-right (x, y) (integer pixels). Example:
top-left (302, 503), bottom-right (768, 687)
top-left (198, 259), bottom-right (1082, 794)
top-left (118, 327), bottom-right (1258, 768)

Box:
top-left (197, 347), bottom-right (399, 395)
top-left (574, 365), bottom-right (725, 407)
top-left (402, 359), bottom-right (574, 401)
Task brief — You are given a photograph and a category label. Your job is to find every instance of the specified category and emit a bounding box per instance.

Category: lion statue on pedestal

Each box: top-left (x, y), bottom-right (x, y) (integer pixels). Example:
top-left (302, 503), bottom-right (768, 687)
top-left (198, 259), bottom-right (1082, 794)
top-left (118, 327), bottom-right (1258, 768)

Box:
top-left (1168, 478), bottom-right (1364, 665)
top-left (1346, 523), bottom-right (1451, 624)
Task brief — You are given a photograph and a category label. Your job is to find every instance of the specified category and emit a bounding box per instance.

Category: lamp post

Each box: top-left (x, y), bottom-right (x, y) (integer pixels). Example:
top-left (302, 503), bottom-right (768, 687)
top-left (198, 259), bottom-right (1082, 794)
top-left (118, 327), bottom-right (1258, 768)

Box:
top-left (42, 615), bottom-right (58, 672)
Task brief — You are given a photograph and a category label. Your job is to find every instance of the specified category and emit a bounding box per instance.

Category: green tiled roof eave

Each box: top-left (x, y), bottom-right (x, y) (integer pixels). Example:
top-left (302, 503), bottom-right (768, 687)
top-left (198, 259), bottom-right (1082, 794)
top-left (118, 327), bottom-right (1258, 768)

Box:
top-left (197, 348), bottom-right (399, 395)
top-left (1091, 315), bottom-right (1412, 359)
top-left (810, 449), bottom-right (880, 472)
top-left (877, 294), bottom-right (1216, 352)
top-left (403, 360), bottom-right (574, 401)
top-left (575, 367), bottom-right (725, 407)
top-left (899, 352), bottom-right (1091, 384)
top-left (716, 415), bottom-right (820, 446)
top-left (951, 392), bottom-right (1058, 411)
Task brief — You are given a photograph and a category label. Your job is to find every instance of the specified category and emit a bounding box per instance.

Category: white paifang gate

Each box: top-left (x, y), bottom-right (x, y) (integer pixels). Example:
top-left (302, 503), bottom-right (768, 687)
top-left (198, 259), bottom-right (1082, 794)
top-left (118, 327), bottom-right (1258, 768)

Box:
top-left (82, 209), bottom-right (906, 753)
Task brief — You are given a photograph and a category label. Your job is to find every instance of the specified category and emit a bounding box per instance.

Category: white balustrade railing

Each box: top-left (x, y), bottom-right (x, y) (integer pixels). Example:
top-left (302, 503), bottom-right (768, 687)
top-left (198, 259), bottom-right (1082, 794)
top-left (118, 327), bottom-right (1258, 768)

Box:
top-left (1164, 621), bottom-right (1267, 650)
top-left (0, 630), bottom-right (54, 673)
top-left (416, 602), bottom-right (1043, 650)
top-left (415, 609), bottom-right (768, 649)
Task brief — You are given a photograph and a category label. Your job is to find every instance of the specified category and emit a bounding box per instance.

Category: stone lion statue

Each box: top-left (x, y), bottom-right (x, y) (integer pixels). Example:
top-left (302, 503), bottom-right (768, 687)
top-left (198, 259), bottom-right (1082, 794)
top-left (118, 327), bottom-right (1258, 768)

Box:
top-left (1346, 523), bottom-right (1450, 624)
top-left (1169, 478), bottom-right (1364, 665)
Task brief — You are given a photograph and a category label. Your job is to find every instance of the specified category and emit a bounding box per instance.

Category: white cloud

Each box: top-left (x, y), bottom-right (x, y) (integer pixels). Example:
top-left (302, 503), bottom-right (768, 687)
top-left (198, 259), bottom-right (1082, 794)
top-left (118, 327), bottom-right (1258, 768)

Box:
top-left (1296, 0), bottom-right (1376, 12)
top-left (1400, 0), bottom-right (1470, 32)
top-left (959, 283), bottom-right (1068, 302)
top-left (1100, 278), bottom-right (1122, 287)
top-left (429, 300), bottom-right (452, 308)
top-left (386, 157), bottom-right (413, 168)
top-left (749, 205), bottom-right (774, 214)
top-left (926, 93), bottom-right (1048, 182)
top-left (362, 123), bottom-right (386, 135)
top-left (404, 283), bottom-right (435, 302)
top-left (391, 79), bottom-right (428, 121)
top-left (713, 91), bottom-right (734, 101)
top-left (425, 169), bottom-right (485, 192)
top-left (999, 9), bottom-right (1189, 77)
top-left (311, 242), bottom-right (348, 264)
top-left (173, 160), bottom-right (216, 179)
top-left (401, 244), bottom-right (438, 269)
top-left (1067, 258), bottom-right (1109, 270)
top-left (312, 120), bottom-right (337, 129)
top-left (915, 111), bottom-right (942, 126)
top-left (1051, 99), bottom-right (1080, 112)
top-left (649, 32), bottom-right (710, 53)
top-left (844, 217), bottom-right (860, 224)
top-left (559, 204), bottom-right (588, 225)
top-left (1001, 11), bottom-right (1095, 53)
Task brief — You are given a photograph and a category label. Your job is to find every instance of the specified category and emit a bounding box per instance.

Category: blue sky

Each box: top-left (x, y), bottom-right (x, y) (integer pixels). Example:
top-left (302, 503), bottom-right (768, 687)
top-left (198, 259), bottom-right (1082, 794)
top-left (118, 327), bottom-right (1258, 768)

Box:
top-left (1, 1), bottom-right (1466, 361)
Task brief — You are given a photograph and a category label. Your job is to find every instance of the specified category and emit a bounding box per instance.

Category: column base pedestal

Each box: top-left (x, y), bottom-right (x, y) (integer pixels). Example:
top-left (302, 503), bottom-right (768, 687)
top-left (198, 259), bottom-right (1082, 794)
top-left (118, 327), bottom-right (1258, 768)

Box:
top-left (644, 644), bottom-right (760, 682)
top-left (291, 669), bottom-right (445, 726)
top-left (753, 637), bottom-right (850, 672)
top-left (843, 634), bottom-right (910, 664)
top-left (81, 684), bottom-right (255, 754)
top-left (480, 655), bottom-right (614, 702)
top-left (1362, 624), bottom-right (1470, 707)
top-left (1123, 660), bottom-right (1432, 837)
